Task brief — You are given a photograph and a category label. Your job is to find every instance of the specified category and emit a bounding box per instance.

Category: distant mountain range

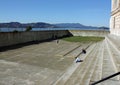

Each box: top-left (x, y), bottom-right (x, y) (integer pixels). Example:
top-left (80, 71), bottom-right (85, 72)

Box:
top-left (0, 22), bottom-right (109, 30)
top-left (0, 22), bottom-right (57, 28)
top-left (54, 23), bottom-right (109, 30)
top-left (54, 23), bottom-right (85, 28)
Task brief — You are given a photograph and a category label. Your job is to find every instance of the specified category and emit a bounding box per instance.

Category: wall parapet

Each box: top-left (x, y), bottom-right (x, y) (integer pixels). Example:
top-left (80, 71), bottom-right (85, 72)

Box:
top-left (0, 30), bottom-right (71, 47)
top-left (69, 30), bottom-right (109, 37)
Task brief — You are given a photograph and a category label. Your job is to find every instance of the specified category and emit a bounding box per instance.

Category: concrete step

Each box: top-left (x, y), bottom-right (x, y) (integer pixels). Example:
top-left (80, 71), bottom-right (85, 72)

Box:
top-left (53, 43), bottom-right (97, 85)
top-left (79, 42), bottom-right (102, 85)
top-left (90, 39), bottom-right (120, 85)
top-left (102, 39), bottom-right (118, 81)
top-left (89, 41), bottom-right (104, 85)
top-left (106, 36), bottom-right (120, 71)
top-left (1, 37), bottom-right (120, 85)
top-left (62, 43), bottom-right (100, 85)
top-left (100, 79), bottom-right (120, 85)
top-left (65, 43), bottom-right (92, 58)
top-left (107, 35), bottom-right (120, 52)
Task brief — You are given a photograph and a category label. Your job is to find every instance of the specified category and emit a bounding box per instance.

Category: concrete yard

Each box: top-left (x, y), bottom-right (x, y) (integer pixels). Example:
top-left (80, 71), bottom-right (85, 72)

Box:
top-left (0, 40), bottom-right (89, 85)
top-left (0, 36), bottom-right (120, 85)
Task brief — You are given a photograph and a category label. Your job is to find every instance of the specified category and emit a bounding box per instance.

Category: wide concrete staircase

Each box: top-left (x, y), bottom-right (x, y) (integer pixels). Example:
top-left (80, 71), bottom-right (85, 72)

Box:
top-left (0, 35), bottom-right (120, 85)
top-left (53, 35), bottom-right (120, 85)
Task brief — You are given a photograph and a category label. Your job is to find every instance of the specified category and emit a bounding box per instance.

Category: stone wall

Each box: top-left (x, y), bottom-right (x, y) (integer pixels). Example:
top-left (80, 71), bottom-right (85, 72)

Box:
top-left (0, 30), bottom-right (109, 47)
top-left (69, 30), bottom-right (109, 37)
top-left (110, 0), bottom-right (120, 36)
top-left (0, 30), bottom-right (71, 47)
top-left (110, 12), bottom-right (120, 36)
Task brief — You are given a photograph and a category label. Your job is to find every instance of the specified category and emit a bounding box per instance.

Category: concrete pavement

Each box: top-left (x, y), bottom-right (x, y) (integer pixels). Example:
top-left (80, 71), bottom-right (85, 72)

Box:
top-left (0, 37), bottom-right (120, 85)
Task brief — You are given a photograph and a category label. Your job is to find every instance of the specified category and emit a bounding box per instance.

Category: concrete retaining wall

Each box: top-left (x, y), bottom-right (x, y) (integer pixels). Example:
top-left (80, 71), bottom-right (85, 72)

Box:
top-left (0, 30), bottom-right (70, 47)
top-left (69, 30), bottom-right (110, 37)
top-left (0, 30), bottom-right (110, 47)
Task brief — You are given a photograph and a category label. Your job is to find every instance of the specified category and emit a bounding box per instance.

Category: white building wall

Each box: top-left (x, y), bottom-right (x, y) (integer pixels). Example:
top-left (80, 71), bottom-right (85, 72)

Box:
top-left (110, 0), bottom-right (120, 36)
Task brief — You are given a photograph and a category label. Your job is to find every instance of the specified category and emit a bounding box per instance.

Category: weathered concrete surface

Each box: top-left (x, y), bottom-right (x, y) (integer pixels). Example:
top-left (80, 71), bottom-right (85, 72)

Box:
top-left (0, 30), bottom-right (71, 47)
top-left (0, 30), bottom-right (109, 48)
top-left (110, 0), bottom-right (120, 36)
top-left (0, 36), bottom-right (120, 85)
top-left (69, 30), bottom-right (109, 37)
top-left (0, 40), bottom-right (83, 85)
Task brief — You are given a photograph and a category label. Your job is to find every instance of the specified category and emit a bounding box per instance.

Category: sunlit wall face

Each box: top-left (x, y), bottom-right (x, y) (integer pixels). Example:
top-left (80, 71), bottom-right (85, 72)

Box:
top-left (112, 0), bottom-right (119, 11)
top-left (110, 0), bottom-right (120, 36)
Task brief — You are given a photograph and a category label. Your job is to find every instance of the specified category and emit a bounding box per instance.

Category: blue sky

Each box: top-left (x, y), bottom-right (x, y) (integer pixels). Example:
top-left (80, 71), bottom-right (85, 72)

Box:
top-left (0, 0), bottom-right (111, 27)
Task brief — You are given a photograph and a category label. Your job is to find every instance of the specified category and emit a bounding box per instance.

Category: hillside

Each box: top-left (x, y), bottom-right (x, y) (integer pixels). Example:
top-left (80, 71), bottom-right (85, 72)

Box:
top-left (0, 22), bottom-right (57, 28)
top-left (0, 22), bottom-right (109, 30)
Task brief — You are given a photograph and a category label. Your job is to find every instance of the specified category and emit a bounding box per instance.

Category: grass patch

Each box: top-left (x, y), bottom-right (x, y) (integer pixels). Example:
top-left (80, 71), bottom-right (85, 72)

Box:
top-left (62, 36), bottom-right (105, 43)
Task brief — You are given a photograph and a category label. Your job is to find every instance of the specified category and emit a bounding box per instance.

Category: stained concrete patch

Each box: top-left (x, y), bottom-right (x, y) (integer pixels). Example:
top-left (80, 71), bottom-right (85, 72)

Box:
top-left (0, 60), bottom-right (62, 85)
top-left (0, 40), bottom-right (78, 85)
